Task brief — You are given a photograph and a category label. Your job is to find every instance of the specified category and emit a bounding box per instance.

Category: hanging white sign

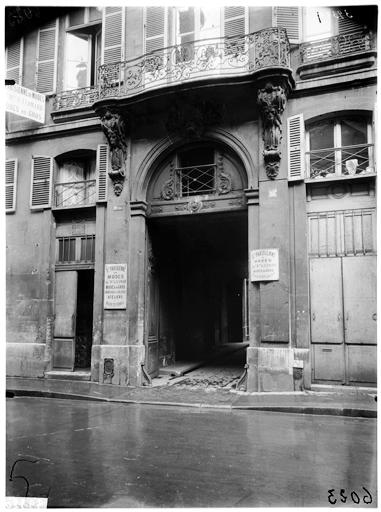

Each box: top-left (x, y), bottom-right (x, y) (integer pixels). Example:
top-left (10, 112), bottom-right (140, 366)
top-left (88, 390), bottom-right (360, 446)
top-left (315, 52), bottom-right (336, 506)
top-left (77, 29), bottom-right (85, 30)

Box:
top-left (104, 264), bottom-right (127, 309)
top-left (6, 84), bottom-right (45, 123)
top-left (250, 249), bottom-right (279, 282)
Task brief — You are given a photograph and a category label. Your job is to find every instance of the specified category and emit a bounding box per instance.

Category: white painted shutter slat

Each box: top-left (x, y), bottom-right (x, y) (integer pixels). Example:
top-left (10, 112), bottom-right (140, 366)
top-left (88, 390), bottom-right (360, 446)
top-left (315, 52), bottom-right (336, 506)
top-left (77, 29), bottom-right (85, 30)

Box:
top-left (145, 7), bottom-right (166, 54)
top-left (30, 156), bottom-right (53, 208)
top-left (103, 7), bottom-right (125, 64)
top-left (36, 20), bottom-right (58, 93)
top-left (96, 144), bottom-right (109, 202)
top-left (287, 114), bottom-right (305, 181)
top-left (338, 15), bottom-right (363, 35)
top-left (6, 159), bottom-right (18, 212)
top-left (224, 6), bottom-right (246, 37)
top-left (273, 7), bottom-right (301, 43)
top-left (6, 39), bottom-right (23, 84)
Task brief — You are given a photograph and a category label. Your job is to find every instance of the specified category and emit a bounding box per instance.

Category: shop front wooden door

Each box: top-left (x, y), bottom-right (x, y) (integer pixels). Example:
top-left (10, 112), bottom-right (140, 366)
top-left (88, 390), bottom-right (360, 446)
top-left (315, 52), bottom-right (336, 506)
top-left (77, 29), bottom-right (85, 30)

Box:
top-left (53, 271), bottom-right (77, 370)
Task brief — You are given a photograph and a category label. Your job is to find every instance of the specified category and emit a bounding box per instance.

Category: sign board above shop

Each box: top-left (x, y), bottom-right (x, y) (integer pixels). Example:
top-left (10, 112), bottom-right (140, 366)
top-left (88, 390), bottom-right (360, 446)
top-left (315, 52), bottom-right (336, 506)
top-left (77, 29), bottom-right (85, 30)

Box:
top-left (6, 84), bottom-right (45, 123)
top-left (104, 264), bottom-right (127, 309)
top-left (250, 249), bottom-right (279, 282)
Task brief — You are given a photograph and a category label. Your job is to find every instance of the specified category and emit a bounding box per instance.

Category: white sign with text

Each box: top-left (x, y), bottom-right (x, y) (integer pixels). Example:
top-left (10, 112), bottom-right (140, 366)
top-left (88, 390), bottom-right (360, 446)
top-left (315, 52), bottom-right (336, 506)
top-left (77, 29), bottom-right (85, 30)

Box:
top-left (250, 249), bottom-right (279, 282)
top-left (104, 264), bottom-right (127, 309)
top-left (6, 84), bottom-right (45, 123)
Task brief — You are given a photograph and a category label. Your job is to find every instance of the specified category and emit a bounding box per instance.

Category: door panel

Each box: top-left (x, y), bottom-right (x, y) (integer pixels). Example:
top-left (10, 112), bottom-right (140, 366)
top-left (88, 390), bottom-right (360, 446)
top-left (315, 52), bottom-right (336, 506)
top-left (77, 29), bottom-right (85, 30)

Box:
top-left (146, 235), bottom-right (159, 377)
top-left (53, 271), bottom-right (77, 370)
top-left (54, 271), bottom-right (77, 337)
top-left (313, 344), bottom-right (345, 382)
top-left (347, 345), bottom-right (377, 384)
top-left (342, 256), bottom-right (377, 344)
top-left (310, 258), bottom-right (343, 344)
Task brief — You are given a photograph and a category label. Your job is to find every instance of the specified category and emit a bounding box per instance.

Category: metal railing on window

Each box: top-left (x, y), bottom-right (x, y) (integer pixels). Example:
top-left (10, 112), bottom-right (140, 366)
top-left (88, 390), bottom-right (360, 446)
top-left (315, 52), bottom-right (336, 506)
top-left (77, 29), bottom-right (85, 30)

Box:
top-left (300, 30), bottom-right (374, 63)
top-left (53, 86), bottom-right (99, 111)
top-left (54, 180), bottom-right (96, 208)
top-left (177, 164), bottom-right (216, 197)
top-left (306, 143), bottom-right (375, 179)
top-left (80, 235), bottom-right (95, 262)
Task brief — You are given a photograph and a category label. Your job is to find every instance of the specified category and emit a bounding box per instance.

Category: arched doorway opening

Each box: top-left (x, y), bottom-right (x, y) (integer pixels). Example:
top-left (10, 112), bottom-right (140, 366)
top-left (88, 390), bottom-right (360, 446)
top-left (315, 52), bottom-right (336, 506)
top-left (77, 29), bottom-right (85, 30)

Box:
top-left (144, 141), bottom-right (249, 382)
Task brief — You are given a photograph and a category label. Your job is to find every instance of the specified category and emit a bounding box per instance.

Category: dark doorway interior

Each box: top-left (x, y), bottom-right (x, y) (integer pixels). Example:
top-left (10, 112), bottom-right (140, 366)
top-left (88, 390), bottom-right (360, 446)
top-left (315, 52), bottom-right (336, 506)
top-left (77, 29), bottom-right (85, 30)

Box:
top-left (74, 269), bottom-right (94, 369)
top-left (148, 211), bottom-right (248, 365)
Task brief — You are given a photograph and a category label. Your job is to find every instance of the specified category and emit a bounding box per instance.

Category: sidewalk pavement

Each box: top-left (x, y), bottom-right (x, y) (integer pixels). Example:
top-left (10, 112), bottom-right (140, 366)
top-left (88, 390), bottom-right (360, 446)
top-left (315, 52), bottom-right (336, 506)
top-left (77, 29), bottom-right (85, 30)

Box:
top-left (6, 376), bottom-right (377, 418)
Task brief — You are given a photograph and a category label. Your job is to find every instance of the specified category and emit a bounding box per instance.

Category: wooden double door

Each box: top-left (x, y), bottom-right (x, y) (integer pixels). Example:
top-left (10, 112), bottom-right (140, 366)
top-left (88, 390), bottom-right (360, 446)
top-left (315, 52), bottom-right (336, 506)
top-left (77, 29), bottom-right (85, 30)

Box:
top-left (310, 255), bottom-right (376, 384)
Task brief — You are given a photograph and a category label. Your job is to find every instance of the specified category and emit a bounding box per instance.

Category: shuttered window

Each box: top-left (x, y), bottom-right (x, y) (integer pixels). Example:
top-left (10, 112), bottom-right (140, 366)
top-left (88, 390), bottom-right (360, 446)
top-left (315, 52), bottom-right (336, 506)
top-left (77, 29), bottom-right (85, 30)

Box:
top-left (6, 39), bottom-right (23, 84)
top-left (223, 6), bottom-right (247, 38)
top-left (273, 7), bottom-right (302, 43)
top-left (36, 19), bottom-right (58, 93)
top-left (96, 144), bottom-right (109, 202)
top-left (6, 159), bottom-right (18, 213)
top-left (102, 7), bottom-right (125, 64)
top-left (287, 114), bottom-right (305, 181)
top-left (145, 7), bottom-right (166, 54)
top-left (338, 15), bottom-right (363, 35)
top-left (30, 156), bottom-right (53, 209)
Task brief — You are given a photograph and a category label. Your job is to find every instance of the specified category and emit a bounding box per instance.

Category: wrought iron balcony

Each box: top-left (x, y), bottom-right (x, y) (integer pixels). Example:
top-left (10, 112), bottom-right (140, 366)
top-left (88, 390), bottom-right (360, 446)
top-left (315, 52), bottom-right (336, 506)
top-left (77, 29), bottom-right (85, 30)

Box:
top-left (52, 27), bottom-right (290, 112)
top-left (54, 180), bottom-right (96, 208)
top-left (53, 86), bottom-right (99, 111)
top-left (300, 30), bottom-right (375, 64)
top-left (306, 143), bottom-right (375, 180)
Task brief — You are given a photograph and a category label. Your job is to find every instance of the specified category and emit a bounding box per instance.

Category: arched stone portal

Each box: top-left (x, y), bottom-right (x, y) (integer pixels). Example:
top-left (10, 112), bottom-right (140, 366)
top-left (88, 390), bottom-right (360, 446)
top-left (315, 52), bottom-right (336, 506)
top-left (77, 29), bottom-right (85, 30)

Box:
top-left (136, 140), bottom-right (253, 381)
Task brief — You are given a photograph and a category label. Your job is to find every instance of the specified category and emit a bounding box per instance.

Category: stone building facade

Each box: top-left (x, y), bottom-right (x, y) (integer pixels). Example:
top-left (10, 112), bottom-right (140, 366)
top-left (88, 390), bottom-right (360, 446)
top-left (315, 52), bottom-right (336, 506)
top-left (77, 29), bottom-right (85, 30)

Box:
top-left (6, 6), bottom-right (377, 391)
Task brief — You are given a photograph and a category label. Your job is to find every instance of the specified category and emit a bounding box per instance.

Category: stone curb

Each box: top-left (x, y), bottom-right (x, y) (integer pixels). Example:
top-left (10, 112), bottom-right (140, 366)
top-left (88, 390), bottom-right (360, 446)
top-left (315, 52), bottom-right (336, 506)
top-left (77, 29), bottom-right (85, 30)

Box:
top-left (6, 388), bottom-right (377, 418)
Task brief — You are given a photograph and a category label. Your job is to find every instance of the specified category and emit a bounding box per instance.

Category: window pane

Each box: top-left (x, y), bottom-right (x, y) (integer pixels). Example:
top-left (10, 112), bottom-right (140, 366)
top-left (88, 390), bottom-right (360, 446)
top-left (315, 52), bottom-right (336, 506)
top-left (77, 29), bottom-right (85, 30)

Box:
top-left (309, 120), bottom-right (334, 150)
top-left (199, 8), bottom-right (220, 38)
top-left (65, 33), bottom-right (89, 90)
top-left (81, 236), bottom-right (95, 261)
top-left (179, 146), bottom-right (214, 167)
top-left (89, 7), bottom-right (102, 22)
top-left (304, 7), bottom-right (332, 41)
top-left (179, 8), bottom-right (195, 35)
top-left (341, 118), bottom-right (367, 147)
top-left (68, 9), bottom-right (85, 27)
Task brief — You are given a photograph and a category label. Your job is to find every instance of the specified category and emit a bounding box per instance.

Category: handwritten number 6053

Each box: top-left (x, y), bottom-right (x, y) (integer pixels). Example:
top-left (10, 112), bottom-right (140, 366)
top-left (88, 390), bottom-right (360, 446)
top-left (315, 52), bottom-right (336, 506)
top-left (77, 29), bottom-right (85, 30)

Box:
top-left (328, 487), bottom-right (372, 505)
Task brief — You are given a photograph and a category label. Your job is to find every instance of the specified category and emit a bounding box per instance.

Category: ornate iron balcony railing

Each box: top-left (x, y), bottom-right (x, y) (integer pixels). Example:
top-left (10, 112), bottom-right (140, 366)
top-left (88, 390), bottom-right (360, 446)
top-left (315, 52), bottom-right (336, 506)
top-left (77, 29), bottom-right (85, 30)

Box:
top-left (54, 179), bottom-right (96, 208)
top-left (98, 28), bottom-right (290, 100)
top-left (53, 86), bottom-right (99, 111)
top-left (52, 27), bottom-right (290, 111)
top-left (300, 30), bottom-right (375, 64)
top-left (306, 143), bottom-right (375, 179)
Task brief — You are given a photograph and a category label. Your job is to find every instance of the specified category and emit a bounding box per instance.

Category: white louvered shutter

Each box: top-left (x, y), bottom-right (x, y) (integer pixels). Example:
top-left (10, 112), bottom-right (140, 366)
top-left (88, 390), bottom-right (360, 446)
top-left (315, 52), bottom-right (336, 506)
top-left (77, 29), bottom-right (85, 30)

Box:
top-left (96, 144), bottom-right (109, 202)
top-left (338, 15), bottom-right (363, 35)
top-left (6, 159), bottom-right (18, 212)
top-left (102, 7), bottom-right (125, 64)
top-left (287, 114), bottom-right (305, 181)
top-left (30, 156), bottom-right (53, 209)
top-left (224, 6), bottom-right (247, 38)
top-left (145, 7), bottom-right (166, 54)
top-left (273, 7), bottom-right (302, 43)
top-left (6, 39), bottom-right (23, 84)
top-left (36, 19), bottom-right (58, 93)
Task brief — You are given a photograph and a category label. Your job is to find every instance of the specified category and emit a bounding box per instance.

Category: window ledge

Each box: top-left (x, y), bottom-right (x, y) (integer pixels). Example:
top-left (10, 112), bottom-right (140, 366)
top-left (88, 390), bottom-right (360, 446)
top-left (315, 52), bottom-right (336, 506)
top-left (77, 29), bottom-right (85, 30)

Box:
top-left (305, 172), bottom-right (376, 184)
top-left (298, 50), bottom-right (376, 80)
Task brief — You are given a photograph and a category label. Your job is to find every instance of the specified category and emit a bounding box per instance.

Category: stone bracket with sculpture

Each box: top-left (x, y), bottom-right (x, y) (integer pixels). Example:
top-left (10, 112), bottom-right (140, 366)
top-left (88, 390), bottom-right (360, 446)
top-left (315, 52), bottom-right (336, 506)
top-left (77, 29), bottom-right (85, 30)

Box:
top-left (257, 82), bottom-right (287, 179)
top-left (100, 109), bottom-right (128, 196)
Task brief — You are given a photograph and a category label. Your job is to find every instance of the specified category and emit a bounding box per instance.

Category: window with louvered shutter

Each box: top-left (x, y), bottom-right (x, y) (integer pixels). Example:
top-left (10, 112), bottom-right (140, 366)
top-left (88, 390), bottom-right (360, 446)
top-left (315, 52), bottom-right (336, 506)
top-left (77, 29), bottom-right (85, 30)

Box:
top-left (6, 39), bottom-right (23, 84)
top-left (30, 156), bottom-right (53, 208)
top-left (145, 7), bottom-right (166, 54)
top-left (96, 144), bottom-right (109, 202)
top-left (338, 15), bottom-right (363, 35)
top-left (6, 159), bottom-right (18, 212)
top-left (287, 114), bottom-right (305, 181)
top-left (36, 20), bottom-right (58, 93)
top-left (273, 7), bottom-right (301, 43)
top-left (224, 6), bottom-right (247, 37)
top-left (102, 7), bottom-right (125, 64)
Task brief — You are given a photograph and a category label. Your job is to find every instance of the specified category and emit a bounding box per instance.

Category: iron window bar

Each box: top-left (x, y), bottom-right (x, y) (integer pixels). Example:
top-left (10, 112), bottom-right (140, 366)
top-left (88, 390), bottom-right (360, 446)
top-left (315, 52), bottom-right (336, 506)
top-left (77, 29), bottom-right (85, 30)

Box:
top-left (306, 143), bottom-right (374, 179)
top-left (54, 179), bottom-right (96, 207)
top-left (176, 164), bottom-right (217, 197)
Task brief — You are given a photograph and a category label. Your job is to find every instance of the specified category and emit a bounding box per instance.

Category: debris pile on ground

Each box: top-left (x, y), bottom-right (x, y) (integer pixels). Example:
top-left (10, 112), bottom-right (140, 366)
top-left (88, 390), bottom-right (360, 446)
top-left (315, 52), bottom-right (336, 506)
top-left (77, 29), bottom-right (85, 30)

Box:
top-left (172, 374), bottom-right (240, 389)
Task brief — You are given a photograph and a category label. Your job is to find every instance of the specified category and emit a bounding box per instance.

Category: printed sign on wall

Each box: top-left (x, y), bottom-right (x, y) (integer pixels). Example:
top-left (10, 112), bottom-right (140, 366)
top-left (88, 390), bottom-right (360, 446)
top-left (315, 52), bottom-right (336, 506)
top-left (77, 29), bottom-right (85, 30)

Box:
top-left (250, 249), bottom-right (279, 281)
top-left (104, 264), bottom-right (127, 309)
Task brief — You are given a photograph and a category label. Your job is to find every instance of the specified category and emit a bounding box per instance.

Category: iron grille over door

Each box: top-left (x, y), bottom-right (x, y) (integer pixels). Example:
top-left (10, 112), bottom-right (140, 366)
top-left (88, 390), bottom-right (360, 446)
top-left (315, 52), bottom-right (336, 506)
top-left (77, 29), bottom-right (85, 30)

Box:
top-left (177, 164), bottom-right (216, 196)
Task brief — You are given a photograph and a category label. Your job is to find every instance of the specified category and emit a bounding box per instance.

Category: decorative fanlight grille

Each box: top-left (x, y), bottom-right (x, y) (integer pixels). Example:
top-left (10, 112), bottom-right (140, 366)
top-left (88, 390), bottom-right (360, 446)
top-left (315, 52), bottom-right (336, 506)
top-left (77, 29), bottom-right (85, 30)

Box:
top-left (177, 164), bottom-right (216, 196)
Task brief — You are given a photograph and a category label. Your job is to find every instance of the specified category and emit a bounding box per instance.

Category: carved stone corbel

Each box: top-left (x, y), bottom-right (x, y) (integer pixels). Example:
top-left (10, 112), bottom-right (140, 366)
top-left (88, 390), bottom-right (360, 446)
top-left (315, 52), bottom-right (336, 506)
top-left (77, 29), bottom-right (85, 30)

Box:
top-left (100, 109), bottom-right (128, 196)
top-left (257, 82), bottom-right (287, 179)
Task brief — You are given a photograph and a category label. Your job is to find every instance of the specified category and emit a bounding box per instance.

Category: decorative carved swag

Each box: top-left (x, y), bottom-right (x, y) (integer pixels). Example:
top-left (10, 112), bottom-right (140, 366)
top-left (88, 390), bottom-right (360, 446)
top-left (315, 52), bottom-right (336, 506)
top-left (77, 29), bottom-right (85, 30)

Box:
top-left (257, 82), bottom-right (287, 179)
top-left (100, 109), bottom-right (128, 196)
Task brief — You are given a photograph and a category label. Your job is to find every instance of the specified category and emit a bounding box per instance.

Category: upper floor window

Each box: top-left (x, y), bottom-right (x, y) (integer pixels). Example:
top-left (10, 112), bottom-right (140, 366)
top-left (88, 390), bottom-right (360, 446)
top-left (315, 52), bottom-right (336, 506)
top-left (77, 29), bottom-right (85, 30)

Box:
top-left (304, 7), bottom-right (333, 41)
top-left (55, 151), bottom-right (96, 208)
top-left (65, 8), bottom-right (102, 90)
top-left (306, 116), bottom-right (374, 179)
